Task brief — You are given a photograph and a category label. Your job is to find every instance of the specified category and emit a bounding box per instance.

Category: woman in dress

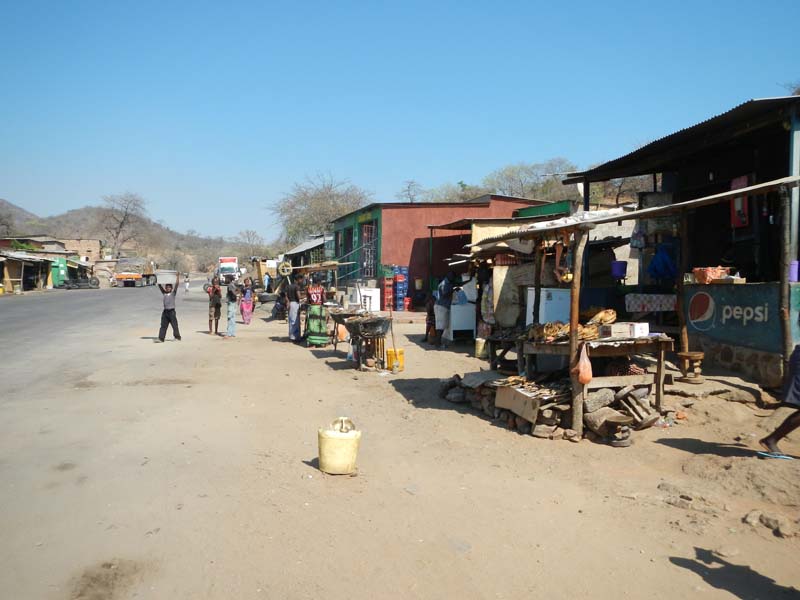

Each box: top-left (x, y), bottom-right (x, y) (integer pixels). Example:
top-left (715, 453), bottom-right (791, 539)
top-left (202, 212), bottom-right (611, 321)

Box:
top-left (240, 278), bottom-right (254, 325)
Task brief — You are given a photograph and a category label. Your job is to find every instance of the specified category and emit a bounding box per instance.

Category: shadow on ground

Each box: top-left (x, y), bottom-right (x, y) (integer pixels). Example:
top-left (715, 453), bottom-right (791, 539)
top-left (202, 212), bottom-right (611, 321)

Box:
top-left (670, 547), bottom-right (800, 599)
top-left (310, 348), bottom-right (355, 371)
top-left (654, 437), bottom-right (758, 458)
top-left (404, 333), bottom-right (474, 357)
top-left (389, 378), bottom-right (527, 439)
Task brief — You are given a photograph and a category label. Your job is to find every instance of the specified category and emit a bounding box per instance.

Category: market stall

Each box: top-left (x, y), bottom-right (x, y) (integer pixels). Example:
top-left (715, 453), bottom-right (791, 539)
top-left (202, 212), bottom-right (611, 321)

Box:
top-left (469, 177), bottom-right (800, 437)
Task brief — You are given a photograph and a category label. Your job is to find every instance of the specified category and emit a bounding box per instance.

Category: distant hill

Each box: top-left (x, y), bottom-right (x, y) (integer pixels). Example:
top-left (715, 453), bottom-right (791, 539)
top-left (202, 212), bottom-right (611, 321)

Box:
top-left (0, 199), bottom-right (261, 272)
top-left (0, 199), bottom-right (42, 232)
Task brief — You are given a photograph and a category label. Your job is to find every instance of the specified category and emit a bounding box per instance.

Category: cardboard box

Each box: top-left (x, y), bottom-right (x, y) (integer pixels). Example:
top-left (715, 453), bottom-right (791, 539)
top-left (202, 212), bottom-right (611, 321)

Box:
top-left (599, 323), bottom-right (634, 338)
top-left (495, 386), bottom-right (540, 422)
top-left (599, 322), bottom-right (650, 338)
top-left (710, 278), bottom-right (747, 284)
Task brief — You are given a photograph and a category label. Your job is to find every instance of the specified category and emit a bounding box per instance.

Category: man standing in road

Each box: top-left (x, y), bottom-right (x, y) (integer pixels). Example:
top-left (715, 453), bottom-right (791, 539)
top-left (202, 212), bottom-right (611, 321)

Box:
top-left (286, 273), bottom-right (303, 341)
top-left (157, 272), bottom-right (181, 342)
top-left (434, 271), bottom-right (455, 348)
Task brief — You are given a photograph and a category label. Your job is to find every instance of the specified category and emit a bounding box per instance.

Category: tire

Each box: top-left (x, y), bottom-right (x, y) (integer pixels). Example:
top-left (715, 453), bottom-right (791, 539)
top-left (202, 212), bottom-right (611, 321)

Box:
top-left (134, 279), bottom-right (143, 288)
top-left (147, 275), bottom-right (156, 286)
top-left (89, 277), bottom-right (100, 288)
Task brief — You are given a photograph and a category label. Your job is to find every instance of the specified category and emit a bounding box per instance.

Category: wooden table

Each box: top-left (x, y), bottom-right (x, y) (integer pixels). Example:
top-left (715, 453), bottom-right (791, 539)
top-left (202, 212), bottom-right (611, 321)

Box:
top-left (523, 336), bottom-right (674, 411)
top-left (486, 336), bottom-right (525, 373)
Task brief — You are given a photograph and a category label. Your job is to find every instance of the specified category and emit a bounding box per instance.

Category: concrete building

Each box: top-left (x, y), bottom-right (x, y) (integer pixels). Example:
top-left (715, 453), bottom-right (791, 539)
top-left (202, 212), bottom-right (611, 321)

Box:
top-left (331, 195), bottom-right (549, 292)
top-left (58, 238), bottom-right (104, 262)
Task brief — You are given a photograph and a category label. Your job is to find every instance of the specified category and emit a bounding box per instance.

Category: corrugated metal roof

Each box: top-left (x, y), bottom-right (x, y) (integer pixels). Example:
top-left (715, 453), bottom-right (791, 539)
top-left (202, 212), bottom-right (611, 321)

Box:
top-left (471, 208), bottom-right (626, 248)
top-left (284, 235), bottom-right (332, 256)
top-left (429, 212), bottom-right (573, 231)
top-left (332, 195), bottom-right (549, 224)
top-left (473, 176), bottom-right (800, 248)
top-left (0, 250), bottom-right (51, 263)
top-left (564, 96), bottom-right (800, 184)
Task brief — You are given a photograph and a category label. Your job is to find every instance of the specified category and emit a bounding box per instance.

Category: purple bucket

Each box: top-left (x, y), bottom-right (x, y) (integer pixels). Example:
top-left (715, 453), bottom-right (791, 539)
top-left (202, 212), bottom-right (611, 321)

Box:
top-left (790, 260), bottom-right (799, 283)
top-left (611, 260), bottom-right (628, 279)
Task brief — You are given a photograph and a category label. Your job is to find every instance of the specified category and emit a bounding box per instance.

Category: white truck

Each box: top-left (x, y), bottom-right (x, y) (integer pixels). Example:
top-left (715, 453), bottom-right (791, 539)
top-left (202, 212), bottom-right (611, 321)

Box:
top-left (217, 256), bottom-right (239, 284)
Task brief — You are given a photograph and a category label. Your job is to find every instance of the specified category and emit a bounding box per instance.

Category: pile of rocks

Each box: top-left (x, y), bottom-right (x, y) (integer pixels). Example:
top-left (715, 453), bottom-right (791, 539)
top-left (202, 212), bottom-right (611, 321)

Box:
top-left (440, 372), bottom-right (579, 442)
top-left (441, 371), bottom-right (670, 446)
top-left (582, 385), bottom-right (660, 446)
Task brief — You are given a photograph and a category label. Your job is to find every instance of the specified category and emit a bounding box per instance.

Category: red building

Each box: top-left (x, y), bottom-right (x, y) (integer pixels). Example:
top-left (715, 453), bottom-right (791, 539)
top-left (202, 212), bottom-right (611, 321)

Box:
top-left (332, 195), bottom-right (548, 292)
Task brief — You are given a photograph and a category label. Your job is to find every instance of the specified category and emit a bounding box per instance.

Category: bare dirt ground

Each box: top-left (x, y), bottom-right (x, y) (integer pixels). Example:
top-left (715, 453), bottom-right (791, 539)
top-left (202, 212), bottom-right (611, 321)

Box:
top-left (1, 286), bottom-right (800, 599)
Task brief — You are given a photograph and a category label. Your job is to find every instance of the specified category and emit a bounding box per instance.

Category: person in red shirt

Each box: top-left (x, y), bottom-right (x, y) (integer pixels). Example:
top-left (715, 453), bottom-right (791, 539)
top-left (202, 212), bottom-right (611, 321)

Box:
top-left (305, 273), bottom-right (328, 346)
top-left (307, 278), bottom-right (325, 305)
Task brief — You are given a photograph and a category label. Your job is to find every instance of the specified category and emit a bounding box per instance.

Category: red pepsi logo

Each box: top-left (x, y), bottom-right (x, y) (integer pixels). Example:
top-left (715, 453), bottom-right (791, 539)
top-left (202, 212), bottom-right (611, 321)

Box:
top-left (688, 292), bottom-right (715, 331)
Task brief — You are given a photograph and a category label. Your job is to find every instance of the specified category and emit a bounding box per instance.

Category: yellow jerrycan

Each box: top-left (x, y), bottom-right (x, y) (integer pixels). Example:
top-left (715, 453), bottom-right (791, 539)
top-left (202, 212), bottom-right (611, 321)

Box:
top-left (318, 417), bottom-right (361, 475)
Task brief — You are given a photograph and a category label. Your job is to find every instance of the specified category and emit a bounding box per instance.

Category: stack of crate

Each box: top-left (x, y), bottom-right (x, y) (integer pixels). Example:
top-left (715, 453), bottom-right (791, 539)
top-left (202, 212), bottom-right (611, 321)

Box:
top-left (392, 266), bottom-right (409, 311)
top-left (379, 277), bottom-right (394, 311)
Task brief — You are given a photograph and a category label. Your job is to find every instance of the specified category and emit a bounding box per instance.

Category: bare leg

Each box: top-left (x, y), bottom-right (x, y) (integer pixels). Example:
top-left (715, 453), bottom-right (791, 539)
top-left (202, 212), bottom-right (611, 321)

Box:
top-left (214, 318), bottom-right (219, 335)
top-left (760, 410), bottom-right (800, 454)
top-left (208, 319), bottom-right (213, 334)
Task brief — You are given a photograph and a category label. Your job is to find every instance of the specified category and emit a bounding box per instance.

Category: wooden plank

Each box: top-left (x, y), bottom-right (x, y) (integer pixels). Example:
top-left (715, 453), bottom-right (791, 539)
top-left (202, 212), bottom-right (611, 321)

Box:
top-left (585, 375), bottom-right (655, 390)
top-left (523, 342), bottom-right (570, 355)
top-left (533, 243), bottom-right (542, 323)
top-left (524, 338), bottom-right (673, 357)
top-left (569, 228), bottom-right (589, 434)
top-left (676, 213), bottom-right (690, 370)
top-left (655, 346), bottom-right (666, 412)
top-left (780, 186), bottom-right (793, 376)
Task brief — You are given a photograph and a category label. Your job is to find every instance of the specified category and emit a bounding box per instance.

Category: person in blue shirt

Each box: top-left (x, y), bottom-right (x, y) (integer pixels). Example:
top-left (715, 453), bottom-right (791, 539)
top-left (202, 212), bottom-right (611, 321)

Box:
top-left (434, 271), bottom-right (456, 348)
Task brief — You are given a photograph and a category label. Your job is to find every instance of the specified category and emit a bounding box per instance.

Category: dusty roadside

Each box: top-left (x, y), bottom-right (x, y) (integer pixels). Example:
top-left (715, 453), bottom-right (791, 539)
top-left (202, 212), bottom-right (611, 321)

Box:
top-left (1, 287), bottom-right (799, 599)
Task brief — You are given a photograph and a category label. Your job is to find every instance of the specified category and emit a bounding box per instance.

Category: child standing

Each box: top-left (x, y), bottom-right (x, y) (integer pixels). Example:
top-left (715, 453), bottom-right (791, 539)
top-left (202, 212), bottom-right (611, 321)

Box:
top-left (157, 272), bottom-right (181, 342)
top-left (225, 282), bottom-right (240, 338)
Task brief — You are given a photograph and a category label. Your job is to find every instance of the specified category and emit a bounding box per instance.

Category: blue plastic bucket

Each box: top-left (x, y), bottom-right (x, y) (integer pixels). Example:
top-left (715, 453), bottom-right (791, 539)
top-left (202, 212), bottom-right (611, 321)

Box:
top-left (611, 261), bottom-right (628, 279)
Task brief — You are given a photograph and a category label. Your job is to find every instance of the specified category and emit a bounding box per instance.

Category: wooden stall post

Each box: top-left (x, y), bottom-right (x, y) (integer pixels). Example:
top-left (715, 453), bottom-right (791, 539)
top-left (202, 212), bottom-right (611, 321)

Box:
top-left (780, 186), bottom-right (793, 376)
top-left (569, 226), bottom-right (591, 435)
top-left (675, 213), bottom-right (690, 368)
top-left (532, 242), bottom-right (542, 325)
top-left (525, 241), bottom-right (544, 381)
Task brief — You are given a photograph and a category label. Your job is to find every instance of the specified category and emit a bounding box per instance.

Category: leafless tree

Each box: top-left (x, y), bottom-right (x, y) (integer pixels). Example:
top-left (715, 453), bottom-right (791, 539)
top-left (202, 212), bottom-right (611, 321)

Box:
top-left (101, 193), bottom-right (147, 257)
top-left (272, 174), bottom-right (372, 245)
top-left (482, 158), bottom-right (579, 202)
top-left (423, 180), bottom-right (493, 203)
top-left (783, 80), bottom-right (800, 96)
top-left (396, 180), bottom-right (424, 203)
top-left (234, 229), bottom-right (271, 258)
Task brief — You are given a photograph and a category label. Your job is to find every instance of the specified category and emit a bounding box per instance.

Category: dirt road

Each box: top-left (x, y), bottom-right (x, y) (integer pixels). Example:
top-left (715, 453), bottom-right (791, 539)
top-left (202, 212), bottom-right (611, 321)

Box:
top-left (1, 286), bottom-right (799, 599)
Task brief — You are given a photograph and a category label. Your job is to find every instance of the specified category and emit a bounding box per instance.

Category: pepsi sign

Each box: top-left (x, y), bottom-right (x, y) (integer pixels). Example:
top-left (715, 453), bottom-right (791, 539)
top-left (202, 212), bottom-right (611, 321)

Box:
top-left (684, 284), bottom-right (781, 353)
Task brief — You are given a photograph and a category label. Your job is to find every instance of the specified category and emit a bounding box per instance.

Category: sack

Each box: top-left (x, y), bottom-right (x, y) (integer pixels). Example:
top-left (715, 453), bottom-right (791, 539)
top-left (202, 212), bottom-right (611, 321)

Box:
top-left (571, 342), bottom-right (593, 385)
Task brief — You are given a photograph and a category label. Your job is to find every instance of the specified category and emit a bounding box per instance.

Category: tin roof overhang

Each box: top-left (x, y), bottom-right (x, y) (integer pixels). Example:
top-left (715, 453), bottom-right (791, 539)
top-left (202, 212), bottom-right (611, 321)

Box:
top-left (563, 97), bottom-right (800, 184)
top-left (473, 176), bottom-right (800, 248)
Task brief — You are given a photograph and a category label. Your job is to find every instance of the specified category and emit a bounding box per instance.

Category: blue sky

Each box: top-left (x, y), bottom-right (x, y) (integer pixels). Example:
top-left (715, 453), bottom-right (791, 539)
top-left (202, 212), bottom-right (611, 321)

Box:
top-left (0, 0), bottom-right (797, 239)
